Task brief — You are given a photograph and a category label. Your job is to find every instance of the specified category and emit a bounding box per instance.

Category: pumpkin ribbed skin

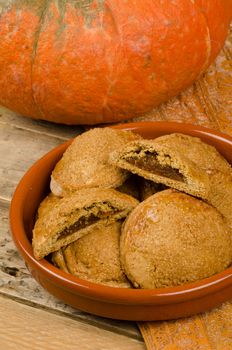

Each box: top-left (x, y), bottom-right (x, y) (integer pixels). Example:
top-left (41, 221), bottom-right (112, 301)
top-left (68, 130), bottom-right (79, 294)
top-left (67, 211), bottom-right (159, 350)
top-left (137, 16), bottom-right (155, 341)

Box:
top-left (0, 1), bottom-right (231, 125)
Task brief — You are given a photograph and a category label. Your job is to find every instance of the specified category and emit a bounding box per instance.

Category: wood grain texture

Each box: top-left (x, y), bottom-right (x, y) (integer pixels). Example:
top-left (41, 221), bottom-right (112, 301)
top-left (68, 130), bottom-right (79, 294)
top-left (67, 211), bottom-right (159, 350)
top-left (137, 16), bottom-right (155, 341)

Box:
top-left (0, 105), bottom-right (84, 140)
top-left (0, 200), bottom-right (142, 341)
top-left (0, 123), bottom-right (62, 201)
top-left (0, 296), bottom-right (145, 350)
top-left (0, 108), bottom-right (142, 343)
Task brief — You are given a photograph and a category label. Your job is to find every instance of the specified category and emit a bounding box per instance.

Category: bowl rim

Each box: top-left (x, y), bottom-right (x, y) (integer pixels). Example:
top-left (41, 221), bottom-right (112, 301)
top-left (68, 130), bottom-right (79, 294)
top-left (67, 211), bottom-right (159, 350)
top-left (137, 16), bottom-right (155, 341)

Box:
top-left (10, 121), bottom-right (232, 305)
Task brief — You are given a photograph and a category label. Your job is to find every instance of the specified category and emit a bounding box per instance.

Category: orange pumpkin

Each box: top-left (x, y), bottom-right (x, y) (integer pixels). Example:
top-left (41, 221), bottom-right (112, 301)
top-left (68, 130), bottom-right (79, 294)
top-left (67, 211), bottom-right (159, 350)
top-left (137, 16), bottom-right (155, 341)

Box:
top-left (0, 0), bottom-right (231, 125)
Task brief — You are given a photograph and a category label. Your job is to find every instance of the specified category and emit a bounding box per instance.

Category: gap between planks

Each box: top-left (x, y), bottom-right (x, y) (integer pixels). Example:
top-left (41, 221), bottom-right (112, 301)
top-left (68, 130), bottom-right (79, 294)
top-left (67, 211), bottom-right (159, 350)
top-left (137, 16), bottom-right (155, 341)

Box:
top-left (0, 196), bottom-right (10, 204)
top-left (0, 118), bottom-right (81, 142)
top-left (0, 200), bottom-right (142, 342)
top-left (0, 106), bottom-right (84, 141)
top-left (0, 291), bottom-right (143, 343)
top-left (0, 294), bottom-right (145, 350)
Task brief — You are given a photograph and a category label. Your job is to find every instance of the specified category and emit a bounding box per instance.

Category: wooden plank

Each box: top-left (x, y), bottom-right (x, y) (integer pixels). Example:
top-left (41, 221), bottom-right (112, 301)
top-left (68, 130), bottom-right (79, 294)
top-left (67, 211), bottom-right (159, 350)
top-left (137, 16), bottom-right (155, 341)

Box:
top-left (0, 296), bottom-right (145, 350)
top-left (0, 105), bottom-right (83, 140)
top-left (0, 200), bottom-right (142, 341)
top-left (0, 110), bottom-right (141, 339)
top-left (0, 123), bottom-right (64, 201)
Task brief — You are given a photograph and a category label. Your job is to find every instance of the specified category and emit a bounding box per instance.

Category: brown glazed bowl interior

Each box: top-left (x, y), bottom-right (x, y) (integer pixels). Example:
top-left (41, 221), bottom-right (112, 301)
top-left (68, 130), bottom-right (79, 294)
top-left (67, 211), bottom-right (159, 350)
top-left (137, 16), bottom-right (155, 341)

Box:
top-left (10, 122), bottom-right (232, 321)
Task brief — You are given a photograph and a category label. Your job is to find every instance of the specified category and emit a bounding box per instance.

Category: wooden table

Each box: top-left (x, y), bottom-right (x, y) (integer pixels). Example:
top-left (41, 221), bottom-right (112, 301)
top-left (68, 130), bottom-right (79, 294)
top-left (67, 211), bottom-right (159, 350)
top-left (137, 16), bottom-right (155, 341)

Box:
top-left (0, 28), bottom-right (231, 349)
top-left (0, 106), bottom-right (147, 349)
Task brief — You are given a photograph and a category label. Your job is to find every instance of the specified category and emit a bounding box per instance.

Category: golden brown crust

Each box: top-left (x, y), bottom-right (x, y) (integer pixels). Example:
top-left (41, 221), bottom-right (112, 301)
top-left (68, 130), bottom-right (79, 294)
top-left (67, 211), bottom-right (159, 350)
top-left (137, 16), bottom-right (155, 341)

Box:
top-left (121, 189), bottom-right (232, 289)
top-left (207, 170), bottom-right (232, 228)
top-left (32, 188), bottom-right (139, 260)
top-left (110, 135), bottom-right (210, 199)
top-left (50, 128), bottom-right (141, 197)
top-left (53, 222), bottom-right (131, 288)
top-left (37, 193), bottom-right (60, 219)
top-left (154, 133), bottom-right (231, 173)
top-left (110, 133), bottom-right (232, 226)
top-left (152, 134), bottom-right (232, 227)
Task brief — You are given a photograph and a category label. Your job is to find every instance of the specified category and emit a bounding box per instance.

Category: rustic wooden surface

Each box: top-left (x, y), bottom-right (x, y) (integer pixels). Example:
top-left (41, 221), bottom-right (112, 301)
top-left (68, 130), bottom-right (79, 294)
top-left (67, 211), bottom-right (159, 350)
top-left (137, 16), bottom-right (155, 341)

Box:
top-left (0, 296), bottom-right (144, 350)
top-left (0, 28), bottom-right (231, 350)
top-left (0, 108), bottom-right (144, 349)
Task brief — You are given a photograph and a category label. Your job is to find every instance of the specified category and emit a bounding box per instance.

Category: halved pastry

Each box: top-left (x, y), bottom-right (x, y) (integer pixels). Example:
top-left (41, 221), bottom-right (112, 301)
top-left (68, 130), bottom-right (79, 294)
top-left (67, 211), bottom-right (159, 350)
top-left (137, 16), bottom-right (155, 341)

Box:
top-left (110, 133), bottom-right (232, 226)
top-left (32, 188), bottom-right (139, 260)
top-left (50, 128), bottom-right (141, 197)
top-left (52, 222), bottom-right (131, 288)
top-left (110, 135), bottom-right (210, 199)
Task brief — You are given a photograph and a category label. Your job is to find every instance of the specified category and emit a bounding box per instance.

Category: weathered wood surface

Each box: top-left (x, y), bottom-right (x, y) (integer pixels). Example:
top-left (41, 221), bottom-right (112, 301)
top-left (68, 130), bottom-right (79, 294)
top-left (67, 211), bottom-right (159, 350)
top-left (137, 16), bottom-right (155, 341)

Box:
top-left (0, 296), bottom-right (145, 350)
top-left (0, 200), bottom-right (142, 341)
top-left (0, 106), bottom-right (144, 347)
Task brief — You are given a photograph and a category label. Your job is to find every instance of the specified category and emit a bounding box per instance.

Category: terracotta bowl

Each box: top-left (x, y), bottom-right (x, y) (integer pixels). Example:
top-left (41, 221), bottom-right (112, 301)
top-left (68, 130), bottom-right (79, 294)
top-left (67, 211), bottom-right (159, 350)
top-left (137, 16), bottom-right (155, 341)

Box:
top-left (10, 122), bottom-right (232, 321)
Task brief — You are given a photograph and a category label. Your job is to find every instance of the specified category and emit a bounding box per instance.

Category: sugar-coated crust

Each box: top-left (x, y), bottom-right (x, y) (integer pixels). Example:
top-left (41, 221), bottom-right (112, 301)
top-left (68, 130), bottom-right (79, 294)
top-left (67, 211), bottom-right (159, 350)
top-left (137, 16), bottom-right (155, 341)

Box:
top-left (37, 193), bottom-right (60, 218)
top-left (121, 189), bottom-right (232, 289)
top-left (110, 133), bottom-right (232, 226)
top-left (153, 134), bottom-right (232, 227)
top-left (53, 222), bottom-right (131, 288)
top-left (51, 128), bottom-right (141, 197)
top-left (154, 133), bottom-right (231, 173)
top-left (33, 188), bottom-right (139, 260)
top-left (110, 137), bottom-right (210, 198)
top-left (207, 170), bottom-right (232, 228)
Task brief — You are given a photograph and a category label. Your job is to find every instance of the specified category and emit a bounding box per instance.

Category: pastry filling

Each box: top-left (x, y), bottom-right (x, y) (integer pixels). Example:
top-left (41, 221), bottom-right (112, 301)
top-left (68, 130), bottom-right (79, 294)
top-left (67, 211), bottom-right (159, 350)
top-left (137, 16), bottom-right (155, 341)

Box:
top-left (57, 208), bottom-right (120, 240)
top-left (126, 152), bottom-right (185, 182)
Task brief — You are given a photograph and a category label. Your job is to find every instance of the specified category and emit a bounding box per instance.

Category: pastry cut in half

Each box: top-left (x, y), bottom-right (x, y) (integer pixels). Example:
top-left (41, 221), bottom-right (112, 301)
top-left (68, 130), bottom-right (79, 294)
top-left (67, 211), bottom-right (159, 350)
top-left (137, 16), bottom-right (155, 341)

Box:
top-left (50, 128), bottom-right (141, 197)
top-left (110, 133), bottom-right (232, 226)
top-left (52, 221), bottom-right (131, 288)
top-left (120, 189), bottom-right (232, 289)
top-left (110, 134), bottom-right (210, 198)
top-left (32, 188), bottom-right (139, 260)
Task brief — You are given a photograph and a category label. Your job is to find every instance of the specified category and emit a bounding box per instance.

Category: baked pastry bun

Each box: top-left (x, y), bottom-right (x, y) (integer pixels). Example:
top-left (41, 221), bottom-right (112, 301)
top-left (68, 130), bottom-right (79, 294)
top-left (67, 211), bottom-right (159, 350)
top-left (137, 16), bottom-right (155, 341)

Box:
top-left (154, 134), bottom-right (232, 227)
top-left (51, 128), bottom-right (141, 197)
top-left (52, 221), bottom-right (131, 288)
top-left (33, 188), bottom-right (139, 260)
top-left (36, 193), bottom-right (60, 218)
top-left (121, 189), bottom-right (232, 289)
top-left (110, 133), bottom-right (232, 226)
top-left (110, 134), bottom-right (210, 199)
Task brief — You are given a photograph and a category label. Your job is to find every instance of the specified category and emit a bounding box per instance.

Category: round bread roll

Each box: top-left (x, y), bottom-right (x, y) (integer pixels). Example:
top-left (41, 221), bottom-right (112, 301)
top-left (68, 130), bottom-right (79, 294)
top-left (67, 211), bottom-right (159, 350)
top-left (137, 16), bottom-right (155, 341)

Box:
top-left (121, 189), bottom-right (232, 289)
top-left (51, 128), bottom-right (141, 197)
top-left (53, 221), bottom-right (131, 288)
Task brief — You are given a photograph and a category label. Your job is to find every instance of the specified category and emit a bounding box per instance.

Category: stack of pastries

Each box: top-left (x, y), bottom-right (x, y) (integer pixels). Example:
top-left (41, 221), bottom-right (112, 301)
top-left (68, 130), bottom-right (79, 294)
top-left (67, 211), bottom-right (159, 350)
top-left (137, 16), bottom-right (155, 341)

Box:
top-left (32, 128), bottom-right (232, 289)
